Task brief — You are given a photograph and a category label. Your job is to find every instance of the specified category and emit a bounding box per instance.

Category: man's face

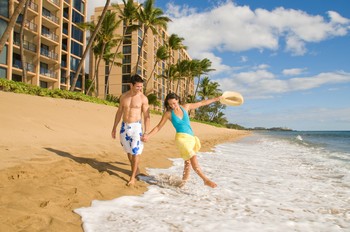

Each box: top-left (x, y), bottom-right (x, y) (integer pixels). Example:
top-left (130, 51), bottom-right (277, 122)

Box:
top-left (132, 82), bottom-right (143, 92)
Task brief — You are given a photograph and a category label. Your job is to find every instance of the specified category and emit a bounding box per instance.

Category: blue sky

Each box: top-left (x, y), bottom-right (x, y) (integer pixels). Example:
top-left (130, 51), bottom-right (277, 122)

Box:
top-left (88, 1), bottom-right (350, 131)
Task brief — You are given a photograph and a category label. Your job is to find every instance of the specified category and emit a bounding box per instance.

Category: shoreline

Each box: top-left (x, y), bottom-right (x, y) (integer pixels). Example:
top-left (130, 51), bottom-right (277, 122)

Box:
top-left (0, 91), bottom-right (250, 231)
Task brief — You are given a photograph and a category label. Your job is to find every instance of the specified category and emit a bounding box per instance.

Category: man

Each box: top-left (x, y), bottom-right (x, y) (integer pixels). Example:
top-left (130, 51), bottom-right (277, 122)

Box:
top-left (111, 74), bottom-right (150, 186)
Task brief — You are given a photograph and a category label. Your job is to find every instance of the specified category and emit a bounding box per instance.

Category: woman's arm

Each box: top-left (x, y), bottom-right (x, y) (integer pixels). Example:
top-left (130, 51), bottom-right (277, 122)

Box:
top-left (142, 111), bottom-right (170, 142)
top-left (185, 96), bottom-right (221, 111)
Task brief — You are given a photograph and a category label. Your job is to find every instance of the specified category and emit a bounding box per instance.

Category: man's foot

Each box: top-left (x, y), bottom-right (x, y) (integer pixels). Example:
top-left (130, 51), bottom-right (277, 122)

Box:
top-left (204, 179), bottom-right (217, 188)
top-left (127, 178), bottom-right (136, 186)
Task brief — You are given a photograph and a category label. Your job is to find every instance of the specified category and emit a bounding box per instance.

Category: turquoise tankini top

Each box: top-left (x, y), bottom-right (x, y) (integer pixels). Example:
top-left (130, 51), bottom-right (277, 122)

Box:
top-left (171, 106), bottom-right (194, 136)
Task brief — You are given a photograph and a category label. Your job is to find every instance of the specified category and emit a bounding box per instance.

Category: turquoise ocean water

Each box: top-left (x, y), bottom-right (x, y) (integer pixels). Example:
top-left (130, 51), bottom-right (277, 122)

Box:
top-left (75, 131), bottom-right (350, 232)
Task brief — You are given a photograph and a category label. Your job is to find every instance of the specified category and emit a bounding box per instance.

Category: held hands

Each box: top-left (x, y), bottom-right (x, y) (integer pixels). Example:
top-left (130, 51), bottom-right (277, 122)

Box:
top-left (141, 133), bottom-right (149, 142)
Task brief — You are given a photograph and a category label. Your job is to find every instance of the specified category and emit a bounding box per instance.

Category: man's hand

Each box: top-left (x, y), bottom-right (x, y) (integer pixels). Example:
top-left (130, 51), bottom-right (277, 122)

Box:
top-left (111, 128), bottom-right (116, 139)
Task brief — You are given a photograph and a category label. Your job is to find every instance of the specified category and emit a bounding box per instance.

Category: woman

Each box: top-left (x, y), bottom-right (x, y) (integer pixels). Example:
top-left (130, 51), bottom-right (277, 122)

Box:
top-left (142, 93), bottom-right (221, 188)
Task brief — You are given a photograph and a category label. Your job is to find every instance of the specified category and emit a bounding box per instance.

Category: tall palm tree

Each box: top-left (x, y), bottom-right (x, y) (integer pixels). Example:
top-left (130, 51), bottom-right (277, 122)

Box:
top-left (165, 33), bottom-right (186, 93)
top-left (134, 0), bottom-right (171, 75)
top-left (175, 59), bottom-right (190, 96)
top-left (108, 0), bottom-right (140, 85)
top-left (0, 0), bottom-right (29, 54)
top-left (70, 0), bottom-right (112, 91)
top-left (19, 0), bottom-right (30, 82)
top-left (144, 45), bottom-right (168, 94)
top-left (80, 11), bottom-right (120, 96)
top-left (193, 58), bottom-right (215, 102)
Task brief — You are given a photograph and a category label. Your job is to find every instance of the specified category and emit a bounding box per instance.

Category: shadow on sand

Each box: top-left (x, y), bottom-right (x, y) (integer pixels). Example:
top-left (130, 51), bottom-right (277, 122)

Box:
top-left (45, 147), bottom-right (130, 183)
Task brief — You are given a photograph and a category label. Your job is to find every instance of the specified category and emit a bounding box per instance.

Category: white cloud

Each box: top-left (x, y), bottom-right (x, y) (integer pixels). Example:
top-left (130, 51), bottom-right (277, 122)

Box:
top-left (216, 70), bottom-right (350, 99)
top-left (282, 68), bottom-right (307, 76)
top-left (166, 1), bottom-right (350, 57)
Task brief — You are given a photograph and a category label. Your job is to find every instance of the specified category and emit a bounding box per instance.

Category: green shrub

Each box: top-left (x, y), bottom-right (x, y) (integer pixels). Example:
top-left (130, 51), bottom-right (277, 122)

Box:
top-left (0, 79), bottom-right (118, 107)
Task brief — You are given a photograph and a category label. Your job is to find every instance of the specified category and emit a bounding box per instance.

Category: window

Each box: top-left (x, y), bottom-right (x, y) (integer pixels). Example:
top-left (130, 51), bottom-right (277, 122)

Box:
top-left (71, 41), bottom-right (82, 56)
top-left (123, 55), bottom-right (131, 63)
top-left (0, 67), bottom-right (7, 78)
top-left (0, 45), bottom-right (7, 64)
top-left (0, 19), bottom-right (7, 36)
top-left (73, 0), bottom-right (84, 14)
top-left (40, 81), bottom-right (48, 88)
top-left (0, 1), bottom-right (8, 17)
top-left (70, 72), bottom-right (82, 88)
top-left (72, 10), bottom-right (84, 23)
top-left (72, 25), bottom-right (83, 42)
top-left (12, 74), bottom-right (22, 82)
top-left (70, 57), bottom-right (80, 70)
top-left (122, 65), bottom-right (131, 74)
top-left (123, 45), bottom-right (131, 54)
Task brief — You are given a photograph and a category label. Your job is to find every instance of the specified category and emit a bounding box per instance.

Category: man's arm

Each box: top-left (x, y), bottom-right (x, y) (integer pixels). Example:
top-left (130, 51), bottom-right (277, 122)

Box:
top-left (142, 95), bottom-right (150, 134)
top-left (111, 97), bottom-right (124, 139)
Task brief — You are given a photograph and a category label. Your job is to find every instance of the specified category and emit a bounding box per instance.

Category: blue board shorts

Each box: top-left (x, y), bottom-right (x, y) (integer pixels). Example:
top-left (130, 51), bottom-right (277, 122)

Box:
top-left (120, 121), bottom-right (144, 156)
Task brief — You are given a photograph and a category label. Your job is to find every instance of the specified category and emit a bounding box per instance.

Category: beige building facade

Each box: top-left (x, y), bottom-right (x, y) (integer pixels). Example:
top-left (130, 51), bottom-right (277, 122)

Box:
top-left (90, 4), bottom-right (193, 111)
top-left (0, 0), bottom-right (87, 90)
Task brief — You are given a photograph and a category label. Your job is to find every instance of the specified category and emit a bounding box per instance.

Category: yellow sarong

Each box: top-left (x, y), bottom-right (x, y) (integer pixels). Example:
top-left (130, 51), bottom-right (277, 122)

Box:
top-left (175, 133), bottom-right (201, 160)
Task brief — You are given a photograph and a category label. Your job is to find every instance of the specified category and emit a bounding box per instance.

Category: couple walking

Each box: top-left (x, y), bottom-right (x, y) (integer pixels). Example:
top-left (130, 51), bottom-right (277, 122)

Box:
top-left (111, 74), bottom-right (220, 188)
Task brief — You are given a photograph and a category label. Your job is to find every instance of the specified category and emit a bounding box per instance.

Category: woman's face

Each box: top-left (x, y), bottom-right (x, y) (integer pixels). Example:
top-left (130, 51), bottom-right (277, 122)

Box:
top-left (167, 98), bottom-right (179, 109)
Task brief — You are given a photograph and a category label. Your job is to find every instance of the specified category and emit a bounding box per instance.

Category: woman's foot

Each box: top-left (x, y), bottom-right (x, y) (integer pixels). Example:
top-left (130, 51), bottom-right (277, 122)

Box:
top-left (204, 179), bottom-right (217, 188)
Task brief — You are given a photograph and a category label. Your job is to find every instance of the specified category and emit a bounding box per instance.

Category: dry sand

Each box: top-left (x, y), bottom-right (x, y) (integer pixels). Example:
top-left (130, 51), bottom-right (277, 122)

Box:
top-left (0, 91), bottom-right (250, 232)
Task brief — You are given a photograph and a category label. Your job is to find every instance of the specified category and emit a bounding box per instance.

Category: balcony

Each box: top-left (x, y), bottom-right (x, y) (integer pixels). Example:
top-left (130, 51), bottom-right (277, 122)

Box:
top-left (40, 48), bottom-right (58, 60)
top-left (42, 11), bottom-right (59, 24)
top-left (29, 1), bottom-right (38, 12)
top-left (13, 39), bottom-right (37, 53)
top-left (42, 31), bottom-right (59, 42)
top-left (16, 19), bottom-right (38, 33)
top-left (40, 67), bottom-right (56, 79)
top-left (47, 0), bottom-right (60, 7)
top-left (13, 59), bottom-right (36, 72)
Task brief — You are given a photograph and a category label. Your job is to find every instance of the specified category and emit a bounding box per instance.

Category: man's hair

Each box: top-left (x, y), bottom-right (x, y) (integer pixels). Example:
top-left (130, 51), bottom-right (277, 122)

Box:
top-left (130, 74), bottom-right (144, 85)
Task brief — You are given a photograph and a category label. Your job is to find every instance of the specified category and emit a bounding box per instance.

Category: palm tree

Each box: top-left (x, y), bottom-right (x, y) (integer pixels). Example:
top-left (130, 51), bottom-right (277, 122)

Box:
top-left (70, 0), bottom-right (112, 91)
top-left (134, 0), bottom-right (171, 75)
top-left (108, 0), bottom-right (140, 88)
top-left (193, 58), bottom-right (215, 102)
top-left (0, 0), bottom-right (29, 54)
top-left (80, 11), bottom-right (120, 96)
top-left (144, 45), bottom-right (168, 94)
top-left (19, 0), bottom-right (30, 82)
top-left (165, 33), bottom-right (186, 93)
top-left (175, 59), bottom-right (190, 96)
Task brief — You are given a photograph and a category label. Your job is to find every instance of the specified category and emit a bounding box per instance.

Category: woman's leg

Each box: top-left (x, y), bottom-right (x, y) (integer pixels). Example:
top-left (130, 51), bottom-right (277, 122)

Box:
top-left (189, 155), bottom-right (217, 188)
top-left (182, 160), bottom-right (191, 181)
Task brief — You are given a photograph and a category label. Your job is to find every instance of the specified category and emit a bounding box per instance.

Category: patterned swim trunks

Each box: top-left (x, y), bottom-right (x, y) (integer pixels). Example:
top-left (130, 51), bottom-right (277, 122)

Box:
top-left (120, 121), bottom-right (144, 156)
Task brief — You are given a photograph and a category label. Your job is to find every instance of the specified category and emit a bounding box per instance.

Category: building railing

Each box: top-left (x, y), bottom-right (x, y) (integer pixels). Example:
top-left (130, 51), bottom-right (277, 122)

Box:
top-left (29, 1), bottom-right (38, 12)
top-left (16, 19), bottom-right (38, 32)
top-left (13, 39), bottom-right (37, 52)
top-left (42, 11), bottom-right (59, 24)
top-left (47, 0), bottom-right (60, 7)
top-left (40, 47), bottom-right (58, 60)
top-left (13, 59), bottom-right (36, 72)
top-left (40, 67), bottom-right (56, 79)
top-left (42, 31), bottom-right (59, 42)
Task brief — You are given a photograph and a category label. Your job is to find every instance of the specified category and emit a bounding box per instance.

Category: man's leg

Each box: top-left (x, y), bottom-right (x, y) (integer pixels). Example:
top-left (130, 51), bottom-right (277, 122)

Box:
top-left (189, 155), bottom-right (217, 188)
top-left (127, 154), bottom-right (140, 186)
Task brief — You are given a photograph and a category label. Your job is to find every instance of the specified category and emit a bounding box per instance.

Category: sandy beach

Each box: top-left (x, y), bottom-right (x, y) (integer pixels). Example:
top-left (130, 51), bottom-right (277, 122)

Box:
top-left (0, 91), bottom-right (250, 232)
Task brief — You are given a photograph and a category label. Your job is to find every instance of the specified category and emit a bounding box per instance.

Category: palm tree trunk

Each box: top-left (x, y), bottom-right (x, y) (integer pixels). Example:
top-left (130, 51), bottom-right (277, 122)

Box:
top-left (145, 61), bottom-right (157, 95)
top-left (70, 0), bottom-right (111, 91)
top-left (19, 0), bottom-right (30, 82)
top-left (193, 76), bottom-right (201, 102)
top-left (134, 27), bottom-right (147, 75)
top-left (86, 54), bottom-right (101, 95)
top-left (0, 0), bottom-right (29, 54)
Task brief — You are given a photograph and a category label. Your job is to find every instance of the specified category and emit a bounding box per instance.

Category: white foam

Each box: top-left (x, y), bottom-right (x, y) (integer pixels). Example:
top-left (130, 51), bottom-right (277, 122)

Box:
top-left (75, 135), bottom-right (350, 232)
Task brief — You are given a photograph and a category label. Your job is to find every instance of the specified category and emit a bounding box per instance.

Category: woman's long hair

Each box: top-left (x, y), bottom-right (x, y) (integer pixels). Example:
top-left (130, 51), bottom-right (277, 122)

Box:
top-left (164, 92), bottom-right (181, 111)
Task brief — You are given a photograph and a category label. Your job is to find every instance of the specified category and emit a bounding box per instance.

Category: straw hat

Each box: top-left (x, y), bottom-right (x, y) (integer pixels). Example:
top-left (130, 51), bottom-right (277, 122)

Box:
top-left (220, 91), bottom-right (244, 106)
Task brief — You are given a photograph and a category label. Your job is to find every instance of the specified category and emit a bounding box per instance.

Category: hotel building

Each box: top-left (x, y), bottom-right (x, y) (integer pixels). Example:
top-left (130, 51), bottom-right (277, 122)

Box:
top-left (0, 0), bottom-right (86, 90)
top-left (90, 4), bottom-right (193, 110)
